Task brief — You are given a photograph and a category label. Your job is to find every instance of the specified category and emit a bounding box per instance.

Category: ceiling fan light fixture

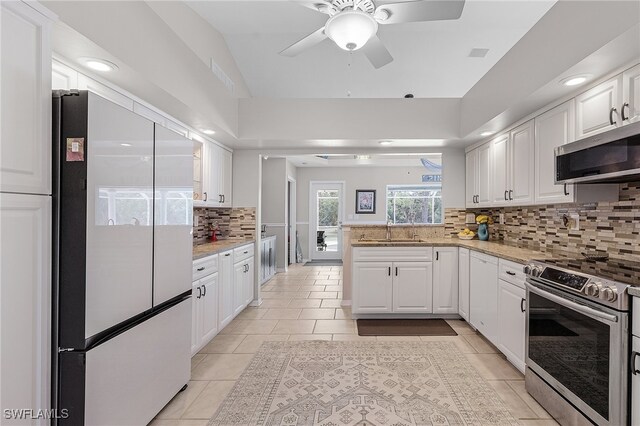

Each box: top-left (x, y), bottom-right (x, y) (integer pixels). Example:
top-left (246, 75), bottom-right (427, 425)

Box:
top-left (325, 9), bottom-right (378, 51)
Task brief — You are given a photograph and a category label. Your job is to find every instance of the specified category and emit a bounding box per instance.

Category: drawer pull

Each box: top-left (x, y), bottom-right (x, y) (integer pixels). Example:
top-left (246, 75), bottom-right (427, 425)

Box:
top-left (388, 267), bottom-right (391, 276)
top-left (244, 251), bottom-right (248, 254)
top-left (225, 253), bottom-right (231, 257)
top-left (202, 285), bottom-right (207, 297)
top-left (520, 298), bottom-right (526, 313)
top-left (197, 267), bottom-right (205, 271)
top-left (632, 351), bottom-right (640, 375)
top-left (506, 271), bottom-right (516, 276)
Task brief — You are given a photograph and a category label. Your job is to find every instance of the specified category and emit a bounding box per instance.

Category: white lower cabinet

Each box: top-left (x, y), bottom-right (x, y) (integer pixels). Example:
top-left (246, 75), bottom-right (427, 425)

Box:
top-left (218, 250), bottom-right (234, 329)
top-left (458, 248), bottom-right (470, 321)
top-left (393, 262), bottom-right (433, 313)
top-left (233, 244), bottom-right (255, 315)
top-left (191, 272), bottom-right (219, 355)
top-left (433, 247), bottom-right (459, 314)
top-left (352, 262), bottom-right (393, 313)
top-left (497, 280), bottom-right (525, 372)
top-left (469, 251), bottom-right (499, 345)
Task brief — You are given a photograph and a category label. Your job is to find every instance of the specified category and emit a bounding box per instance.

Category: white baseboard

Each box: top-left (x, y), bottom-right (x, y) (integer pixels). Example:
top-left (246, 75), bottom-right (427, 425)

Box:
top-left (249, 298), bottom-right (263, 307)
top-left (276, 267), bottom-right (286, 273)
top-left (340, 300), bottom-right (352, 307)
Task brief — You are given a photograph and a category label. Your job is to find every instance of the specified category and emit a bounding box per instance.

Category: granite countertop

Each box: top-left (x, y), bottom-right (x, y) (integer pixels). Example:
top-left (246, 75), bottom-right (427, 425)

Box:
top-left (628, 287), bottom-right (640, 298)
top-left (193, 239), bottom-right (255, 260)
top-left (351, 238), bottom-right (550, 264)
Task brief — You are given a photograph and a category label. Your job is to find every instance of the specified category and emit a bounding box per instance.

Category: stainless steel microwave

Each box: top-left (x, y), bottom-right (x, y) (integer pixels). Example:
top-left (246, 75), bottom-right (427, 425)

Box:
top-left (555, 121), bottom-right (640, 184)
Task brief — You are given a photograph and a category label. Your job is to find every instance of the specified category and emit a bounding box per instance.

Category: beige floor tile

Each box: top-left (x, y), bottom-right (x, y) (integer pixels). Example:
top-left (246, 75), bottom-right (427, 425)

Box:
top-left (291, 291), bottom-right (311, 298)
top-left (445, 319), bottom-right (477, 335)
top-left (297, 285), bottom-right (318, 292)
top-left (463, 353), bottom-right (524, 380)
top-left (155, 381), bottom-right (207, 419)
top-left (518, 420), bottom-right (560, 426)
top-left (314, 319), bottom-right (356, 334)
top-left (420, 336), bottom-right (477, 353)
top-left (190, 354), bottom-right (254, 380)
top-left (219, 319), bottom-right (278, 335)
top-left (463, 333), bottom-right (499, 353)
top-left (288, 334), bottom-right (332, 341)
top-left (299, 308), bottom-right (336, 319)
top-left (262, 308), bottom-right (302, 320)
top-left (506, 381), bottom-right (553, 419)
top-left (315, 279), bottom-right (341, 285)
top-left (263, 285), bottom-right (301, 292)
top-left (199, 334), bottom-right (246, 354)
top-left (308, 291), bottom-right (338, 299)
top-left (261, 291), bottom-right (297, 299)
top-left (334, 307), bottom-right (352, 319)
top-left (149, 420), bottom-right (209, 426)
top-left (190, 354), bottom-right (206, 371)
top-left (376, 336), bottom-right (422, 341)
top-left (272, 319), bottom-right (316, 334)
top-left (233, 334), bottom-right (289, 353)
top-left (324, 285), bottom-right (342, 292)
top-left (234, 308), bottom-right (268, 320)
top-left (331, 334), bottom-right (377, 341)
top-left (320, 299), bottom-right (342, 308)
top-left (181, 380), bottom-right (235, 420)
top-left (288, 298), bottom-right (322, 308)
top-left (257, 299), bottom-right (293, 308)
top-left (486, 380), bottom-right (537, 419)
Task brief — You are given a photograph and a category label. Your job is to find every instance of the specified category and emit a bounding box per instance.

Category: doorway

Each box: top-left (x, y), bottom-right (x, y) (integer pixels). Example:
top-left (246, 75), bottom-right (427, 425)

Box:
top-left (309, 182), bottom-right (344, 261)
top-left (287, 177), bottom-right (296, 266)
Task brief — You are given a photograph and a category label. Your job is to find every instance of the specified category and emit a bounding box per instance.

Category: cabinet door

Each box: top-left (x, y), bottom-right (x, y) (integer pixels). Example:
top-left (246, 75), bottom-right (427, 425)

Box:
top-left (352, 262), bottom-right (393, 313)
top-left (469, 253), bottom-right (498, 344)
top-left (393, 262), bottom-right (433, 313)
top-left (534, 100), bottom-right (575, 204)
top-left (218, 251), bottom-right (234, 328)
top-left (200, 273), bottom-right (219, 344)
top-left (465, 149), bottom-right (478, 208)
top-left (1, 1), bottom-right (52, 195)
top-left (477, 142), bottom-right (493, 206)
top-left (622, 64), bottom-right (640, 125)
top-left (203, 142), bottom-right (220, 207)
top-left (433, 248), bottom-right (458, 314)
top-left (576, 75), bottom-right (622, 138)
top-left (458, 248), bottom-right (470, 321)
top-left (498, 280), bottom-right (526, 373)
top-left (632, 336), bottom-right (640, 426)
top-left (245, 257), bottom-right (255, 306)
top-left (193, 140), bottom-right (206, 204)
top-left (491, 134), bottom-right (509, 205)
top-left (191, 282), bottom-right (201, 355)
top-left (219, 148), bottom-right (233, 207)
top-left (1, 193), bottom-right (51, 421)
top-left (509, 120), bottom-right (534, 205)
top-left (233, 262), bottom-right (246, 316)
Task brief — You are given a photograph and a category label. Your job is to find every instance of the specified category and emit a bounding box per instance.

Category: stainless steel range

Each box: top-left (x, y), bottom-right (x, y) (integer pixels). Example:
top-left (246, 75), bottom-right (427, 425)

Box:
top-left (523, 256), bottom-right (635, 426)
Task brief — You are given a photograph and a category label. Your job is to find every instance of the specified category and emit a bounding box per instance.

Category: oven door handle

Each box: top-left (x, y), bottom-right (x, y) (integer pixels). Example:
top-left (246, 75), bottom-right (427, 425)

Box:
top-left (526, 282), bottom-right (619, 324)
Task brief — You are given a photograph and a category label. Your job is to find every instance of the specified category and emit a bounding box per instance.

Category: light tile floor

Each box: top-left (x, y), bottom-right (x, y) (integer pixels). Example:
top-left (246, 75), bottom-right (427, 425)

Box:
top-left (151, 264), bottom-right (558, 426)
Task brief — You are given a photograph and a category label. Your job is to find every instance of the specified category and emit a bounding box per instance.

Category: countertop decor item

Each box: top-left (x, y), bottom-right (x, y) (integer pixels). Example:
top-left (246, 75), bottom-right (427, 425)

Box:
top-left (458, 228), bottom-right (475, 240)
top-left (476, 215), bottom-right (493, 241)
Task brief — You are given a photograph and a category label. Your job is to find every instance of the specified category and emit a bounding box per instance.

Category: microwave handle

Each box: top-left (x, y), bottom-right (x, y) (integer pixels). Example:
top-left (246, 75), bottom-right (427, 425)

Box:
top-left (526, 281), bottom-right (619, 324)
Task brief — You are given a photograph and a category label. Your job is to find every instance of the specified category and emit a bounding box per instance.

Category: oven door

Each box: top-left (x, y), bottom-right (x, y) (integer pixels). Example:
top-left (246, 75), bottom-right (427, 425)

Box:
top-left (525, 280), bottom-right (628, 426)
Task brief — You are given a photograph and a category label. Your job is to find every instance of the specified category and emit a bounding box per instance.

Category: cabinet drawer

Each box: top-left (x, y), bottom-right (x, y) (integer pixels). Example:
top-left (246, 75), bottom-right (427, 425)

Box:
top-left (353, 246), bottom-right (432, 262)
top-left (234, 244), bottom-right (254, 263)
top-left (193, 255), bottom-right (218, 281)
top-left (499, 259), bottom-right (526, 289)
top-left (470, 250), bottom-right (498, 265)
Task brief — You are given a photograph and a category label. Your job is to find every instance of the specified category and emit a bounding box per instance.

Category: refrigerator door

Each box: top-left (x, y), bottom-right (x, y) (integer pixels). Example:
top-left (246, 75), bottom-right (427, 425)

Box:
top-left (83, 298), bottom-right (190, 425)
top-left (153, 125), bottom-right (193, 306)
top-left (85, 93), bottom-right (154, 338)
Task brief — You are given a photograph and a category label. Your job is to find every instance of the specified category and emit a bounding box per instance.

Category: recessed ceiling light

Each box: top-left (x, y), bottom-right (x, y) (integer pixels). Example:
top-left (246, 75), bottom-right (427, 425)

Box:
top-left (120, 143), bottom-right (132, 147)
top-left (379, 141), bottom-right (392, 146)
top-left (79, 57), bottom-right (118, 72)
top-left (480, 131), bottom-right (494, 137)
top-left (201, 129), bottom-right (216, 135)
top-left (560, 74), bottom-right (591, 87)
top-left (354, 155), bottom-right (371, 160)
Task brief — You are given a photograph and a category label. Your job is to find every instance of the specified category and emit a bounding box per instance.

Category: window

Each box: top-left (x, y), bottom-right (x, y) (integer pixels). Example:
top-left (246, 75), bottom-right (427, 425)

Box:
top-left (386, 185), bottom-right (442, 224)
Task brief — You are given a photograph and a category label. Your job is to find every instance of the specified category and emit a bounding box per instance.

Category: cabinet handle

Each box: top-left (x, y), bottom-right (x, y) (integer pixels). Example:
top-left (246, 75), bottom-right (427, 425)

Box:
top-left (222, 194), bottom-right (225, 203)
top-left (225, 253), bottom-right (231, 257)
top-left (436, 251), bottom-right (439, 261)
top-left (520, 298), bottom-right (526, 313)
top-left (197, 286), bottom-right (202, 299)
top-left (388, 267), bottom-right (391, 276)
top-left (203, 192), bottom-right (208, 202)
top-left (504, 190), bottom-right (508, 201)
top-left (621, 102), bottom-right (629, 121)
top-left (202, 285), bottom-right (207, 297)
top-left (563, 184), bottom-right (569, 196)
top-left (244, 251), bottom-right (248, 254)
top-left (506, 271), bottom-right (516, 276)
top-left (395, 267), bottom-right (398, 276)
top-left (632, 351), bottom-right (640, 375)
top-left (609, 107), bottom-right (617, 125)
top-left (197, 267), bottom-right (205, 271)
top-left (509, 190), bottom-right (513, 201)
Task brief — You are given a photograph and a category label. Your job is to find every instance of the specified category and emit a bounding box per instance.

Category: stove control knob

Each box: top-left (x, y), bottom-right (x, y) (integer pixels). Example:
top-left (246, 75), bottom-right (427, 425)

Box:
top-left (601, 287), bottom-right (618, 302)
top-left (531, 266), bottom-right (543, 277)
top-left (524, 264), bottom-right (532, 275)
top-left (585, 282), bottom-right (602, 297)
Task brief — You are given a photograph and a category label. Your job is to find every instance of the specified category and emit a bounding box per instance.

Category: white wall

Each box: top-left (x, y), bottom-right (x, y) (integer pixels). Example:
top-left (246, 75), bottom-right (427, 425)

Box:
top-left (261, 158), bottom-right (287, 270)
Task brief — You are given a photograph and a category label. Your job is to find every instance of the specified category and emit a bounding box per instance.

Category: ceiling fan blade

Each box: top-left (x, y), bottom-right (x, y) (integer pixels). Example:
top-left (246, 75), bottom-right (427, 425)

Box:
top-left (376, 0), bottom-right (465, 25)
top-left (279, 27), bottom-right (327, 57)
top-left (361, 35), bottom-right (393, 69)
top-left (291, 0), bottom-right (333, 15)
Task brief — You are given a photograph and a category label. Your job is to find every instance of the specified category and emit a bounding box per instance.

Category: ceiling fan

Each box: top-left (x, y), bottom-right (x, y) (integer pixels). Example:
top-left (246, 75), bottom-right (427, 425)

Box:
top-left (280, 0), bottom-right (466, 69)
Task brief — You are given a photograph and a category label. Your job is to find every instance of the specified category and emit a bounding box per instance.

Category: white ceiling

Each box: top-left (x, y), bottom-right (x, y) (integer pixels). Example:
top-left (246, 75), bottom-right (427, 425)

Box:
top-left (187, 0), bottom-right (555, 99)
top-left (285, 152), bottom-right (442, 167)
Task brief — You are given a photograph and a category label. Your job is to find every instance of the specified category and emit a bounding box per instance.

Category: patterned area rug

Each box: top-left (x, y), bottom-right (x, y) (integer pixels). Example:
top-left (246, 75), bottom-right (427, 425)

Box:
top-left (208, 341), bottom-right (520, 426)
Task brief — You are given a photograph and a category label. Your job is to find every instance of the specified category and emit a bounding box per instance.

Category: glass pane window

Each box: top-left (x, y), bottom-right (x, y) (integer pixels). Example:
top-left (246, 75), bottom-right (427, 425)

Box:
top-left (386, 185), bottom-right (443, 224)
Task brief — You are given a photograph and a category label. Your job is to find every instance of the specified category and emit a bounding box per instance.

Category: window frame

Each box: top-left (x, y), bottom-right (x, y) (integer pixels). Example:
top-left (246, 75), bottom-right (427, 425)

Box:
top-left (385, 184), bottom-right (443, 225)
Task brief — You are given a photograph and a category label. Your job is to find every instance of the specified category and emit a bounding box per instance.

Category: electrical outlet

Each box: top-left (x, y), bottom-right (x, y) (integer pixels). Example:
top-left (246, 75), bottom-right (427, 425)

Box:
top-left (194, 215), bottom-right (199, 227)
top-left (569, 213), bottom-right (579, 231)
top-left (499, 213), bottom-right (505, 225)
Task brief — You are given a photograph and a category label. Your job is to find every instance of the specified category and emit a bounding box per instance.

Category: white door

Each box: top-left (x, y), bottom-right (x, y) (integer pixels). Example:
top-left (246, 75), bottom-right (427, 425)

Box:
top-left (509, 120), bottom-right (535, 205)
top-left (218, 251), bottom-right (234, 328)
top-left (477, 142), bottom-right (493, 206)
top-left (233, 261), bottom-right (246, 316)
top-left (458, 248), bottom-right (470, 321)
top-left (622, 64), bottom-right (640, 125)
top-left (490, 134), bottom-right (509, 205)
top-left (498, 280), bottom-right (526, 373)
top-left (352, 262), bottom-right (392, 314)
top-left (310, 182), bottom-right (344, 260)
top-left (153, 125), bottom-right (193, 306)
top-left (393, 262), bottom-right (433, 313)
top-left (534, 100), bottom-right (575, 204)
top-left (200, 273), bottom-right (219, 344)
top-left (433, 248), bottom-right (459, 314)
top-left (465, 149), bottom-right (478, 208)
top-left (575, 74), bottom-right (622, 138)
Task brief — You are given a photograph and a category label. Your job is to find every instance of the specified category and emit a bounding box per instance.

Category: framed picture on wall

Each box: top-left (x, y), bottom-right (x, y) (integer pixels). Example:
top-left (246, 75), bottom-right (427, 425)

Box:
top-left (355, 190), bottom-right (376, 214)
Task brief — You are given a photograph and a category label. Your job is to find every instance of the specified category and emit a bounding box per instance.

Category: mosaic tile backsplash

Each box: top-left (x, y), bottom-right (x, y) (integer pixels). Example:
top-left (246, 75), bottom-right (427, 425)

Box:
top-left (450, 182), bottom-right (640, 262)
top-left (193, 207), bottom-right (256, 245)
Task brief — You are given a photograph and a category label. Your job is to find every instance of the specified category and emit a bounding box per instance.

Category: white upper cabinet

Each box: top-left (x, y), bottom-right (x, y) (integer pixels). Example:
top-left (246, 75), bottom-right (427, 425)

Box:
top-left (490, 134), bottom-right (509, 205)
top-left (575, 74), bottom-right (622, 138)
top-left (465, 149), bottom-right (478, 207)
top-left (1, 1), bottom-right (53, 195)
top-left (196, 142), bottom-right (233, 208)
top-left (216, 146), bottom-right (233, 207)
top-left (509, 120), bottom-right (535, 205)
top-left (534, 100), bottom-right (575, 204)
top-left (476, 142), bottom-right (492, 206)
top-left (622, 64), bottom-right (640, 125)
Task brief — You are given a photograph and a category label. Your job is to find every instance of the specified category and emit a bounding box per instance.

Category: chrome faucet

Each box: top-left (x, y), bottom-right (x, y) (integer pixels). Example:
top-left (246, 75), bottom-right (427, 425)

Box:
top-left (411, 218), bottom-right (418, 240)
top-left (386, 220), bottom-right (392, 240)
